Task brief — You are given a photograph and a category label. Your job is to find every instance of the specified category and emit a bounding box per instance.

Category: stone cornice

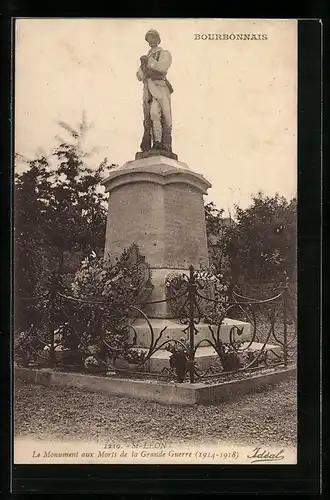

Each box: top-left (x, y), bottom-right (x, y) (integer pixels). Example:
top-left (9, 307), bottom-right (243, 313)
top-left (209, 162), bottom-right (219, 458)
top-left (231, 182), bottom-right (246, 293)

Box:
top-left (102, 157), bottom-right (212, 195)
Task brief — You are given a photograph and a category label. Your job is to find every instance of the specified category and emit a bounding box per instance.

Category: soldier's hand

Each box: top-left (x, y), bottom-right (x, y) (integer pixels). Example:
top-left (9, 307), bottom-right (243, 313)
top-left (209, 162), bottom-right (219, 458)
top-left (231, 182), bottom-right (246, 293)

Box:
top-left (140, 55), bottom-right (148, 65)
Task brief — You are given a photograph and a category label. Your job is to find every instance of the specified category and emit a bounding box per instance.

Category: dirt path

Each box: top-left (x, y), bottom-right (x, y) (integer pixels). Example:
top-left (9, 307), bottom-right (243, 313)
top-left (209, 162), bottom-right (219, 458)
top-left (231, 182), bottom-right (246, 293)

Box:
top-left (14, 378), bottom-right (296, 447)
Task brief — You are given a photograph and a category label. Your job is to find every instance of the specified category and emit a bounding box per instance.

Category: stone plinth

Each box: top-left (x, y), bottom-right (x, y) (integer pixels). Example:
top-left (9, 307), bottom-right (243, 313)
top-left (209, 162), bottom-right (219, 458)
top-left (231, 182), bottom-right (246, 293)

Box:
top-left (135, 149), bottom-right (178, 161)
top-left (131, 318), bottom-right (252, 348)
top-left (143, 342), bottom-right (282, 373)
top-left (102, 155), bottom-right (253, 360)
top-left (102, 156), bottom-right (212, 319)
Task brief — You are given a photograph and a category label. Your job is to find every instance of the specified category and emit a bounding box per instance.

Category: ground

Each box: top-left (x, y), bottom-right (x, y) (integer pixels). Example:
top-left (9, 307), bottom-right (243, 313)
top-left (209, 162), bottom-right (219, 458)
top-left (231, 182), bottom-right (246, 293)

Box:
top-left (14, 378), bottom-right (296, 447)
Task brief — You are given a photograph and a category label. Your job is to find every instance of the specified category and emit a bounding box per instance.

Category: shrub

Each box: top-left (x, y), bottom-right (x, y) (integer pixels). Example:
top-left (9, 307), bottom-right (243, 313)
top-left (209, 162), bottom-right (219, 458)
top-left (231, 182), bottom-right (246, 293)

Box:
top-left (57, 243), bottom-right (154, 364)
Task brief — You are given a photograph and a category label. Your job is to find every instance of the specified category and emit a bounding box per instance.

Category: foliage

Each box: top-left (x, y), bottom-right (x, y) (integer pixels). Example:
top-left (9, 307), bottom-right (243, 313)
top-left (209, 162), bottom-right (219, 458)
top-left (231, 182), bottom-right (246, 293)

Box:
top-left (14, 116), bottom-right (116, 330)
top-left (14, 244), bottom-right (153, 370)
top-left (165, 266), bottom-right (229, 324)
top-left (14, 287), bottom-right (65, 368)
top-left (60, 243), bottom-right (154, 363)
top-left (204, 202), bottom-right (234, 277)
top-left (212, 340), bottom-right (242, 372)
top-left (123, 349), bottom-right (146, 365)
top-left (84, 355), bottom-right (100, 368)
top-left (195, 267), bottom-right (230, 324)
top-left (205, 194), bottom-right (297, 286)
top-left (164, 271), bottom-right (189, 320)
top-left (165, 335), bottom-right (242, 379)
top-left (228, 192), bottom-right (297, 283)
top-left (14, 330), bottom-right (43, 367)
top-left (231, 279), bottom-right (296, 327)
top-left (167, 342), bottom-right (189, 383)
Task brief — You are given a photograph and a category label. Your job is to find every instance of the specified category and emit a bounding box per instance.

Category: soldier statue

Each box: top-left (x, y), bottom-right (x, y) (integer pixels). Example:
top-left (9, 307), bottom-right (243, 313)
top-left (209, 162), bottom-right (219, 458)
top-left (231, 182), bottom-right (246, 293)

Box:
top-left (136, 29), bottom-right (174, 154)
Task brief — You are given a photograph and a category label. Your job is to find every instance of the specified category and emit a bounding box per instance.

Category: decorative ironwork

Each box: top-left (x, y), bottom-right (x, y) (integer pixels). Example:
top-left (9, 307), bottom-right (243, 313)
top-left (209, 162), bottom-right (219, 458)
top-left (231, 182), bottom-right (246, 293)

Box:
top-left (14, 265), bottom-right (296, 383)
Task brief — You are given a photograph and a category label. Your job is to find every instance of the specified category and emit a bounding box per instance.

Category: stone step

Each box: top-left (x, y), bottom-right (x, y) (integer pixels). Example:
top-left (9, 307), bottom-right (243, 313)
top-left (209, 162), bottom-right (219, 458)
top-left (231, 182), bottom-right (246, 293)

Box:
top-left (132, 317), bottom-right (252, 348)
top-left (129, 342), bottom-right (283, 373)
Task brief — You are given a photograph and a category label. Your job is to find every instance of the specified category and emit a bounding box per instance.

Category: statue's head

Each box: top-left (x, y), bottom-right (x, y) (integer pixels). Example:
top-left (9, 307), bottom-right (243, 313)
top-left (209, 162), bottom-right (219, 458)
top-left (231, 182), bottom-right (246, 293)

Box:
top-left (145, 29), bottom-right (161, 48)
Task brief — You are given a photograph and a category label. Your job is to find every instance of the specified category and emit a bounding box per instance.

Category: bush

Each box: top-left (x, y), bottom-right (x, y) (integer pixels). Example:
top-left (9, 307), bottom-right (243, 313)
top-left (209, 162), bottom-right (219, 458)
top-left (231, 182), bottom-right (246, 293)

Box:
top-left (230, 278), bottom-right (296, 325)
top-left (60, 243), bottom-right (154, 363)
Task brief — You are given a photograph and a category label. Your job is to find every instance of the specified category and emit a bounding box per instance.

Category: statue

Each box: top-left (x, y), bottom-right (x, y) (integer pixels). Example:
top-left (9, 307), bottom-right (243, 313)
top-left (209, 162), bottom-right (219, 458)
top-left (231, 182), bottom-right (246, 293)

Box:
top-left (136, 29), bottom-right (174, 156)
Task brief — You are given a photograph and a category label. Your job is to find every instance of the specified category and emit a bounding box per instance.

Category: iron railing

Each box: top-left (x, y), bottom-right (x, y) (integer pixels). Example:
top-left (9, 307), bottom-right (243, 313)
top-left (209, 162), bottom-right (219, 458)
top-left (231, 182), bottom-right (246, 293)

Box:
top-left (14, 266), bottom-right (296, 383)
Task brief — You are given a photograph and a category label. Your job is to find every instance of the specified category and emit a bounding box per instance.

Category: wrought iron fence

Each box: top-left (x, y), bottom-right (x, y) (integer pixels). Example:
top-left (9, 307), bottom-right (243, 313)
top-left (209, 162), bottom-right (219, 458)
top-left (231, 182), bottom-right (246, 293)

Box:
top-left (14, 266), bottom-right (296, 383)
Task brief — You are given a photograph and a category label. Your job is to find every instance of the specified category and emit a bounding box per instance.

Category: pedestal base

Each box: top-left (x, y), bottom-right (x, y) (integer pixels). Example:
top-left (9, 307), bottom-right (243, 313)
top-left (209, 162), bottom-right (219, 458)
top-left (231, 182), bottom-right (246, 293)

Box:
top-left (135, 149), bottom-right (178, 161)
top-left (132, 317), bottom-right (252, 348)
top-left (133, 343), bottom-right (282, 373)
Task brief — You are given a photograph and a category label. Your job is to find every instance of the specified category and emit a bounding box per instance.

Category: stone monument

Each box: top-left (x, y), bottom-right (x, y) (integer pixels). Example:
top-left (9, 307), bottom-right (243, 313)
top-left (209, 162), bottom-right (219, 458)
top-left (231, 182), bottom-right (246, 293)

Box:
top-left (102, 30), bottom-right (251, 371)
top-left (135, 29), bottom-right (176, 160)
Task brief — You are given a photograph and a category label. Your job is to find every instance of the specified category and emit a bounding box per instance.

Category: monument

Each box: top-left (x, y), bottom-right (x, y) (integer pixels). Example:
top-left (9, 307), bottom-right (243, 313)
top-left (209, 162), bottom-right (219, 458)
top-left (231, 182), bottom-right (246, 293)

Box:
top-left (102, 30), bottom-right (251, 371)
top-left (135, 29), bottom-right (176, 159)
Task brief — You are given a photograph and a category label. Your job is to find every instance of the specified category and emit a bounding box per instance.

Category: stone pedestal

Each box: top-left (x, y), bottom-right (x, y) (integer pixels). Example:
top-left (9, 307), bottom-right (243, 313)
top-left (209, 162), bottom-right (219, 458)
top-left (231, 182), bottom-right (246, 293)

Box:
top-left (102, 155), bottom-right (252, 370)
top-left (102, 155), bottom-right (212, 319)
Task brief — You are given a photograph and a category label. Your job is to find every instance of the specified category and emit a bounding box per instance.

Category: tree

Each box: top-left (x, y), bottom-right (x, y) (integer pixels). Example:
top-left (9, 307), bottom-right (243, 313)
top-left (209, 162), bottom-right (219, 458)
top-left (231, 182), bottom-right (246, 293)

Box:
top-left (204, 202), bottom-right (235, 277)
top-left (14, 116), bottom-right (116, 328)
top-left (228, 192), bottom-right (297, 284)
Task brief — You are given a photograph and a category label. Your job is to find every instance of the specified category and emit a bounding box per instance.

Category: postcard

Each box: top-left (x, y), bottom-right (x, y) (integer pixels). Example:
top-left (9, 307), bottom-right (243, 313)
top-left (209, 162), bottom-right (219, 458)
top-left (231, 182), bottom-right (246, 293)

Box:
top-left (14, 18), bottom-right (297, 465)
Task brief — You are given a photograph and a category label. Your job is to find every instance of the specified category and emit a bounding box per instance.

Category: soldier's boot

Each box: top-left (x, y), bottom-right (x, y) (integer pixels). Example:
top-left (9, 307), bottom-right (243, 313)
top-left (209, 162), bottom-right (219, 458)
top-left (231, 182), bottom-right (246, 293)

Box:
top-left (140, 119), bottom-right (152, 151)
top-left (162, 124), bottom-right (172, 152)
top-left (152, 120), bottom-right (162, 149)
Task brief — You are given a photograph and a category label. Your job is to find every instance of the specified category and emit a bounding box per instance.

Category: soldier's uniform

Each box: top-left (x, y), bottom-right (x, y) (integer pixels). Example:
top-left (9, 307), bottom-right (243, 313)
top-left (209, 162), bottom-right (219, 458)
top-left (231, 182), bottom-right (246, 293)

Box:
top-left (137, 30), bottom-right (173, 152)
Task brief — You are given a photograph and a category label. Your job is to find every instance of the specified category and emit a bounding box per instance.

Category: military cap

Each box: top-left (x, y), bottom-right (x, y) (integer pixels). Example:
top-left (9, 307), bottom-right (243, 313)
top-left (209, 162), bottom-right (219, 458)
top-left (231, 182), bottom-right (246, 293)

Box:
top-left (145, 29), bottom-right (161, 42)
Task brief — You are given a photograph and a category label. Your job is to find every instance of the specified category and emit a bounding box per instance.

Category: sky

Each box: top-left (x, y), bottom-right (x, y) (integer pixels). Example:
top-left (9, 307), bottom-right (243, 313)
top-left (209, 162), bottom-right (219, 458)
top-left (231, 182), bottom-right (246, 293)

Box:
top-left (15, 18), bottom-right (297, 215)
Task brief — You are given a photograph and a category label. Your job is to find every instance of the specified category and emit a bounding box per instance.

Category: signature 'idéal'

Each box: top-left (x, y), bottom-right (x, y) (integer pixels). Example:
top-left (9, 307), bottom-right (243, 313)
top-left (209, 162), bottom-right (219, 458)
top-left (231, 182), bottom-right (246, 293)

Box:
top-left (247, 447), bottom-right (285, 463)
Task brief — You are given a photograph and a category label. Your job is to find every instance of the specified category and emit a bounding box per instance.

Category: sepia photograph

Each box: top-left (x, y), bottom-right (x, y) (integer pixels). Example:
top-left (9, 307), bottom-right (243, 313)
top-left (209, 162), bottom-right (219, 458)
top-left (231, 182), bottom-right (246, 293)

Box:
top-left (14, 18), bottom-right (297, 465)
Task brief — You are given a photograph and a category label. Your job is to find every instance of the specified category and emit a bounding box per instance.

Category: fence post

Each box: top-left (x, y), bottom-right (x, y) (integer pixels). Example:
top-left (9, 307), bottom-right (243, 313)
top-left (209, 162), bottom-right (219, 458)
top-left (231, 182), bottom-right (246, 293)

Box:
top-left (283, 283), bottom-right (288, 368)
top-left (187, 265), bottom-right (196, 383)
